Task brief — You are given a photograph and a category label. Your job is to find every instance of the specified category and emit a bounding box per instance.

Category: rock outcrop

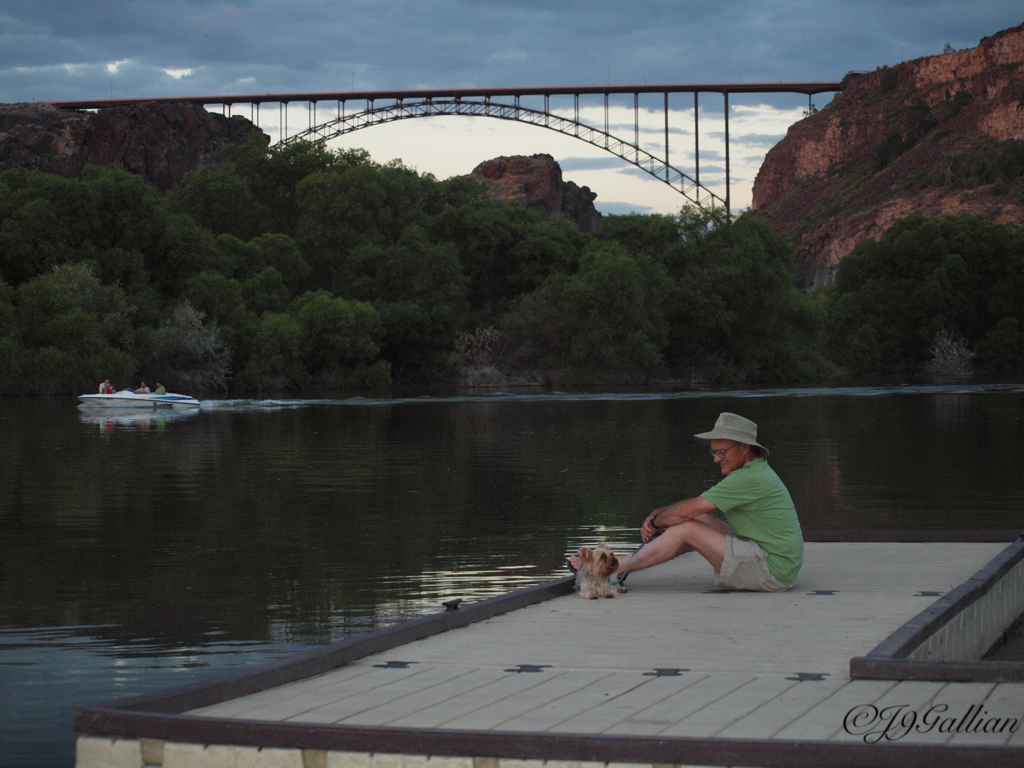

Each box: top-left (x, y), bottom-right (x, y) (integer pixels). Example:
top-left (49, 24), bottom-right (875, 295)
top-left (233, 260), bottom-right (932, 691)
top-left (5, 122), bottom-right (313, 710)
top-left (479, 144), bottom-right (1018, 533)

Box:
top-left (0, 101), bottom-right (258, 192)
top-left (752, 22), bottom-right (1024, 287)
top-left (470, 154), bottom-right (603, 232)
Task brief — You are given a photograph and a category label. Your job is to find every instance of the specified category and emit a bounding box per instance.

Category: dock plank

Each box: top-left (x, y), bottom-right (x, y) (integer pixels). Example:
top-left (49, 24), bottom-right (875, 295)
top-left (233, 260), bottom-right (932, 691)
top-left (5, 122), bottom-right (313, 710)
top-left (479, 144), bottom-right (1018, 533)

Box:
top-left (386, 668), bottom-right (586, 729)
top-left (660, 674), bottom-right (800, 737)
top-left (440, 670), bottom-right (616, 731)
top-left (714, 676), bottom-right (851, 739)
top-left (293, 665), bottom-right (486, 724)
top-left (222, 664), bottom-right (442, 724)
top-left (339, 666), bottom-right (513, 726)
top-left (831, 680), bottom-right (947, 744)
top-left (909, 682), bottom-right (997, 745)
top-left (498, 669), bottom-right (687, 733)
top-left (549, 672), bottom-right (711, 734)
top-left (191, 664), bottom-right (405, 719)
top-left (950, 683), bottom-right (1024, 747)
top-left (603, 673), bottom-right (758, 736)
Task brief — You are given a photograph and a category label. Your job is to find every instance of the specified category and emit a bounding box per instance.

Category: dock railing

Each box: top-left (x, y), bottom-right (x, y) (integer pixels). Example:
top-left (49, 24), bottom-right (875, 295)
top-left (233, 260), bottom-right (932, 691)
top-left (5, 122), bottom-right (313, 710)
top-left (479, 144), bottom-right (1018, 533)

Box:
top-left (851, 534), bottom-right (1024, 682)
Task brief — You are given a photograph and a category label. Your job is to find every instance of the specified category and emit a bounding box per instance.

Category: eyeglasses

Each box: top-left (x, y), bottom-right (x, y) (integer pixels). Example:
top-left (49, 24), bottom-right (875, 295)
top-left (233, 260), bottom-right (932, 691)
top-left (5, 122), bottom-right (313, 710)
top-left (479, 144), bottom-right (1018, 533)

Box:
top-left (709, 443), bottom-right (741, 458)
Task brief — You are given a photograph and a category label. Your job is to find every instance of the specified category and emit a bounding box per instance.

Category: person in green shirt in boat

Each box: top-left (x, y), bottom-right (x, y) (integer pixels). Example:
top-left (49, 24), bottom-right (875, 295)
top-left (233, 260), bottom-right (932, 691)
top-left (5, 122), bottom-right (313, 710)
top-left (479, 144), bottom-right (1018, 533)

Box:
top-left (574, 412), bottom-right (803, 591)
top-left (153, 382), bottom-right (166, 395)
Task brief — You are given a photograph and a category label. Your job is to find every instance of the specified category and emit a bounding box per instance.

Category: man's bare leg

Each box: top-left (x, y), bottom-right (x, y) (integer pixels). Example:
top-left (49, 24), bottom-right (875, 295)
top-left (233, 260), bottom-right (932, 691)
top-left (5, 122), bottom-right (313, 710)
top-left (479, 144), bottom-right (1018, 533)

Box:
top-left (569, 513), bottom-right (729, 575)
top-left (617, 515), bottom-right (727, 574)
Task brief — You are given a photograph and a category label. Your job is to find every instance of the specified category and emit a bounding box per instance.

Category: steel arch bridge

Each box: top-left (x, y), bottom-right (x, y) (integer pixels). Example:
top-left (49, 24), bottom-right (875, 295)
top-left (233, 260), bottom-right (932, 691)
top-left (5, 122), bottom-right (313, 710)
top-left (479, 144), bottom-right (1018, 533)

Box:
top-left (52, 82), bottom-right (844, 211)
top-left (281, 96), bottom-right (728, 208)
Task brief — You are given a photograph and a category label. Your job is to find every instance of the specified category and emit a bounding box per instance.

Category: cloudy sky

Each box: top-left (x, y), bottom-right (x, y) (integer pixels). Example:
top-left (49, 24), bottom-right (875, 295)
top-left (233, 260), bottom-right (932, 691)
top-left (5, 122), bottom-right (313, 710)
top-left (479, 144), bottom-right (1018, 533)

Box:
top-left (2, 2), bottom-right (1021, 214)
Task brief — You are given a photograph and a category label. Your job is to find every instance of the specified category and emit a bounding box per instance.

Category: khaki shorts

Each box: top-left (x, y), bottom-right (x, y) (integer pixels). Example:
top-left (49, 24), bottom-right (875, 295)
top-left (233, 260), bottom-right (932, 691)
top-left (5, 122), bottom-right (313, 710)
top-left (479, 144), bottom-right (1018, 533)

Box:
top-left (715, 535), bottom-right (794, 592)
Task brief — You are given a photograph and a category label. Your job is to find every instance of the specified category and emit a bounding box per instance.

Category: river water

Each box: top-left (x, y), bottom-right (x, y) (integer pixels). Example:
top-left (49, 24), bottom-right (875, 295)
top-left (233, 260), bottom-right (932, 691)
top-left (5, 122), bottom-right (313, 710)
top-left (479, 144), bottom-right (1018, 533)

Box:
top-left (2, 383), bottom-right (1024, 767)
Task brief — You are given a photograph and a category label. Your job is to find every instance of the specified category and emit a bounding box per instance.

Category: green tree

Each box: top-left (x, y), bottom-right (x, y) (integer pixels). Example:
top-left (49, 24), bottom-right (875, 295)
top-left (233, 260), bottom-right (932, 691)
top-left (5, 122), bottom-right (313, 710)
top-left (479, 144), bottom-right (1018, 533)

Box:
top-left (243, 267), bottom-right (290, 315)
top-left (591, 212), bottom-right (681, 259)
top-left (561, 242), bottom-right (668, 373)
top-left (166, 165), bottom-right (270, 240)
top-left (827, 213), bottom-right (1024, 373)
top-left (222, 135), bottom-right (370, 236)
top-left (0, 169), bottom-right (98, 285)
top-left (84, 164), bottom-right (168, 254)
top-left (145, 212), bottom-right (224, 298)
top-left (182, 271), bottom-right (245, 325)
top-left (291, 290), bottom-right (384, 375)
top-left (363, 226), bottom-right (469, 369)
top-left (976, 318), bottom-right (1024, 372)
top-left (0, 278), bottom-right (21, 386)
top-left (501, 242), bottom-right (669, 377)
top-left (236, 311), bottom-right (307, 388)
top-left (13, 263), bottom-right (137, 393)
top-left (296, 160), bottom-right (427, 291)
top-left (438, 201), bottom-right (582, 312)
top-left (249, 233), bottom-right (311, 292)
top-left (137, 301), bottom-right (231, 392)
top-left (656, 208), bottom-right (828, 381)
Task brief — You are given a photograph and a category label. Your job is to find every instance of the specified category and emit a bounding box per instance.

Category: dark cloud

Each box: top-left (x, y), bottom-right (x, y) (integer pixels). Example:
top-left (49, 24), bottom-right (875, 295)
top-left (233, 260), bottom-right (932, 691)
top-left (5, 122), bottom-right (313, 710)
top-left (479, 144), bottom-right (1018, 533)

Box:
top-left (1, 1), bottom-right (1018, 212)
top-left (2, 1), bottom-right (1020, 103)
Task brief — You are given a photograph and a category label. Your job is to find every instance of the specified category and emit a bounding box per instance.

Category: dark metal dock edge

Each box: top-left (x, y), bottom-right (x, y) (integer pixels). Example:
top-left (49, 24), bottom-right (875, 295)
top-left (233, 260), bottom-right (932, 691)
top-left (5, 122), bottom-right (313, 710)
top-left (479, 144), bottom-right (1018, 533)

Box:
top-left (851, 532), bottom-right (1024, 682)
top-left (74, 530), bottom-right (1024, 768)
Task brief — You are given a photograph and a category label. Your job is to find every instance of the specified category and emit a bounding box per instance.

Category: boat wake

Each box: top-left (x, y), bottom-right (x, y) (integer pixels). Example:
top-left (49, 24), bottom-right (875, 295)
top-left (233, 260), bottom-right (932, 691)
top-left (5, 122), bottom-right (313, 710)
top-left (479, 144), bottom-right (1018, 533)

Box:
top-left (197, 381), bottom-right (1024, 412)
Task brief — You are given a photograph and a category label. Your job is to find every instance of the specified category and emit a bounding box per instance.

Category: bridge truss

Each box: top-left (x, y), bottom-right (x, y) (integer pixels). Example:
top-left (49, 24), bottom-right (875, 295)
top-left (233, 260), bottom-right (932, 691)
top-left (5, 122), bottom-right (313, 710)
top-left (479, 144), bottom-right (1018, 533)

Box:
top-left (279, 95), bottom-right (728, 209)
top-left (52, 82), bottom-right (843, 212)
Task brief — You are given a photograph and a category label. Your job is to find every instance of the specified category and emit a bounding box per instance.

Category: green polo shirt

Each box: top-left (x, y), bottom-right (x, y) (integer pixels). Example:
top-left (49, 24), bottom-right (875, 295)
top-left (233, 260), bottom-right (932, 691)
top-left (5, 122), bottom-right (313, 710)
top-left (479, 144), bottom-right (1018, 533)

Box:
top-left (700, 457), bottom-right (803, 584)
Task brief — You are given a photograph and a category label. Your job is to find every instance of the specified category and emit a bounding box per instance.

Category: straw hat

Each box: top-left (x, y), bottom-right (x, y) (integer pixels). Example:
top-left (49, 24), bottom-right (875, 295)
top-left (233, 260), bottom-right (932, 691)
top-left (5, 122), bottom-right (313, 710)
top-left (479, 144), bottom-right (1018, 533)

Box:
top-left (693, 412), bottom-right (770, 458)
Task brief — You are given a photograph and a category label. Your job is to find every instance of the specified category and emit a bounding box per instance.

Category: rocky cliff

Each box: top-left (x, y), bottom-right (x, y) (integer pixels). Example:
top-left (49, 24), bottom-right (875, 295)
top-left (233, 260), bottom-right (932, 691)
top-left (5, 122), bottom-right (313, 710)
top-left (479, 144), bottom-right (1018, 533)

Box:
top-left (470, 154), bottom-right (603, 232)
top-left (752, 22), bottom-right (1024, 287)
top-left (0, 101), bottom-right (257, 192)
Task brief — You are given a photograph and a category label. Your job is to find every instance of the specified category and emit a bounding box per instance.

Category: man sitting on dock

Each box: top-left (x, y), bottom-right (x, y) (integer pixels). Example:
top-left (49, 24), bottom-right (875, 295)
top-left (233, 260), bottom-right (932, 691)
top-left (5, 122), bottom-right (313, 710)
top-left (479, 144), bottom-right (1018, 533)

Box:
top-left (573, 412), bottom-right (803, 591)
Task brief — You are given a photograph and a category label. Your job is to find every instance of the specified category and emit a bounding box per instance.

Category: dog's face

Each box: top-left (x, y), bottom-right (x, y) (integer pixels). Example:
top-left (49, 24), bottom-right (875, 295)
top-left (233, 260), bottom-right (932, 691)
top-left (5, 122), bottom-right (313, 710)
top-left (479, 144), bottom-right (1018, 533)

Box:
top-left (579, 544), bottom-right (619, 579)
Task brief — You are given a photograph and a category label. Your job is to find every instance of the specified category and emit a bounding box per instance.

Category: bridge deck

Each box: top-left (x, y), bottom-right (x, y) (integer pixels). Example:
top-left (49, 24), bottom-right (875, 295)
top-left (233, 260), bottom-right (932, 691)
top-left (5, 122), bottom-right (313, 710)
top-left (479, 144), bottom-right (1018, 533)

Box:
top-left (48, 81), bottom-right (845, 110)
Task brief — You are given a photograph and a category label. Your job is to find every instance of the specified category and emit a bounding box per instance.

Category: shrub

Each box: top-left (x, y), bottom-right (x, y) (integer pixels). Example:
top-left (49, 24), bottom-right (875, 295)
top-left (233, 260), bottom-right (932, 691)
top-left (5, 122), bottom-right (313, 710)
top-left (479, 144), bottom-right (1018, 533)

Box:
top-left (140, 301), bottom-right (231, 393)
top-left (925, 329), bottom-right (975, 375)
top-left (450, 327), bottom-right (500, 368)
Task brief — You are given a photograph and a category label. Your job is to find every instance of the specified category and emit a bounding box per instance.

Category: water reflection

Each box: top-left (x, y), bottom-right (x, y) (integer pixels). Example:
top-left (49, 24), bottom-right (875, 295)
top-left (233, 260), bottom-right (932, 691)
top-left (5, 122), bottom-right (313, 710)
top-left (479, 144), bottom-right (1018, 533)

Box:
top-left (3, 385), bottom-right (1024, 767)
top-left (77, 407), bottom-right (201, 431)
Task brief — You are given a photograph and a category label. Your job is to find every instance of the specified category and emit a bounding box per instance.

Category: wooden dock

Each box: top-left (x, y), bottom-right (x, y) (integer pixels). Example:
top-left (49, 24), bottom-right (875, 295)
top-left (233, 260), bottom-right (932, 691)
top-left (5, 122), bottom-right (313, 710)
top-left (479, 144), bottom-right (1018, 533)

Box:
top-left (75, 534), bottom-right (1024, 768)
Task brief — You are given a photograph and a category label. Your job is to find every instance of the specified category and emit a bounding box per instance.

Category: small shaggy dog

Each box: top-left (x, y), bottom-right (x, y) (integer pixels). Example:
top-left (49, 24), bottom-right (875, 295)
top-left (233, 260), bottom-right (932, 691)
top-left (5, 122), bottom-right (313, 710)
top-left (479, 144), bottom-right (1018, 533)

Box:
top-left (575, 544), bottom-right (628, 599)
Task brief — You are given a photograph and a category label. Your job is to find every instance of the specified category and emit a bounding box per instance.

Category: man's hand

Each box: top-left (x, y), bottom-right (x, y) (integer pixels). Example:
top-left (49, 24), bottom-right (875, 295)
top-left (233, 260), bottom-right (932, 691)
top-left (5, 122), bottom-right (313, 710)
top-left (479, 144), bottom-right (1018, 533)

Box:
top-left (641, 509), bottom-right (666, 543)
top-left (640, 497), bottom-right (719, 542)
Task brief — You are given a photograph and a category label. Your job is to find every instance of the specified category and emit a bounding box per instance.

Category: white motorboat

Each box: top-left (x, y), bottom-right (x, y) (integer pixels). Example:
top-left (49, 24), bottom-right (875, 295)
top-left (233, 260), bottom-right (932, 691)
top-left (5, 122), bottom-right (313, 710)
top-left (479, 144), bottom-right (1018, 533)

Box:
top-left (77, 391), bottom-right (201, 409)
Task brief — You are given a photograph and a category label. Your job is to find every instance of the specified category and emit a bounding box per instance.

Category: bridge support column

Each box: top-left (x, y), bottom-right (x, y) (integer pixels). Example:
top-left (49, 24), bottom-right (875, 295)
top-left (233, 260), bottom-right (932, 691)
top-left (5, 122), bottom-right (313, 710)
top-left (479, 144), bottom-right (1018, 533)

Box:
top-left (664, 93), bottom-right (669, 181)
top-left (724, 92), bottom-right (730, 213)
top-left (694, 93), bottom-right (699, 190)
top-left (633, 93), bottom-right (639, 162)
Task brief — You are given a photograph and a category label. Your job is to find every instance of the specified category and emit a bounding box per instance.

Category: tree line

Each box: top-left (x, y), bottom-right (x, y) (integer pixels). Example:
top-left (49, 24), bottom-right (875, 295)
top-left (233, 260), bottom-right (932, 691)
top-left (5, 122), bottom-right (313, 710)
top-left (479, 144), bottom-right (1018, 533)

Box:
top-left (0, 133), bottom-right (1020, 394)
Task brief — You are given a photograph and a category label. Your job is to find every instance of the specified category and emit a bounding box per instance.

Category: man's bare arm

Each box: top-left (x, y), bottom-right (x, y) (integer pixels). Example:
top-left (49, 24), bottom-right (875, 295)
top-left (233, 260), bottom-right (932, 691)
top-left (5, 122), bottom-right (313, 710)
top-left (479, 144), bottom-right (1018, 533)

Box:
top-left (641, 496), bottom-right (718, 541)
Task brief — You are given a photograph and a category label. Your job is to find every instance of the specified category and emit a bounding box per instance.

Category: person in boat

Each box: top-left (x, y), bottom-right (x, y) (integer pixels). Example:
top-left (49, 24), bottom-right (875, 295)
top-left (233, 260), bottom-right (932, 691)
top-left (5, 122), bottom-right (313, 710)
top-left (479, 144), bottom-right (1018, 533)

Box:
top-left (99, 379), bottom-right (114, 394)
top-left (136, 381), bottom-right (151, 394)
top-left (153, 382), bottom-right (166, 395)
top-left (571, 412), bottom-right (803, 592)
